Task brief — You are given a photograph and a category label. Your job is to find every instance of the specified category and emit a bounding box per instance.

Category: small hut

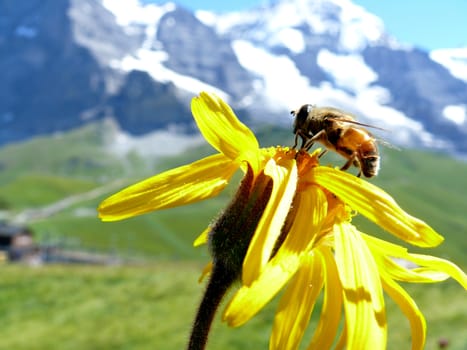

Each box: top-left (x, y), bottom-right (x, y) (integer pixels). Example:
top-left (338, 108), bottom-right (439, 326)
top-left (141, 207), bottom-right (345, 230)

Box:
top-left (0, 222), bottom-right (37, 262)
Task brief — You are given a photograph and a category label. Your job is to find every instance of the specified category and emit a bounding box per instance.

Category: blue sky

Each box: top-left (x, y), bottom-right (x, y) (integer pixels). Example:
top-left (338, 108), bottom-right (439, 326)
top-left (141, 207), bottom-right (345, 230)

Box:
top-left (147, 0), bottom-right (466, 51)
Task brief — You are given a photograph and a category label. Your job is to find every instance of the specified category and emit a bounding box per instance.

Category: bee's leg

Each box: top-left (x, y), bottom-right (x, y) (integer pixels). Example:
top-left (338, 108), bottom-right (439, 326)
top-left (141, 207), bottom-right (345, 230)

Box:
top-left (318, 149), bottom-right (328, 158)
top-left (303, 137), bottom-right (314, 150)
top-left (303, 130), bottom-right (325, 151)
top-left (353, 159), bottom-right (362, 177)
top-left (304, 141), bottom-right (314, 151)
top-left (293, 132), bottom-right (307, 158)
top-left (292, 130), bottom-right (305, 149)
top-left (300, 135), bottom-right (307, 149)
top-left (340, 158), bottom-right (353, 171)
top-left (340, 152), bottom-right (357, 172)
top-left (292, 133), bottom-right (299, 149)
top-left (292, 131), bottom-right (308, 149)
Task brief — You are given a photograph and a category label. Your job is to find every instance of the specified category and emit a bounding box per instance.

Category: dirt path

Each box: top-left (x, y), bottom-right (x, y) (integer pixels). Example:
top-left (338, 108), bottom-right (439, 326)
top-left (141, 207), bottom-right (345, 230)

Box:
top-left (11, 180), bottom-right (127, 224)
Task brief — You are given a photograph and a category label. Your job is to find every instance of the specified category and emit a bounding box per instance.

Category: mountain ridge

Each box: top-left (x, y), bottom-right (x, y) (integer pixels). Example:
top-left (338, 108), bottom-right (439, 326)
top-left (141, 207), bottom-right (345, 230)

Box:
top-left (1, 0), bottom-right (466, 155)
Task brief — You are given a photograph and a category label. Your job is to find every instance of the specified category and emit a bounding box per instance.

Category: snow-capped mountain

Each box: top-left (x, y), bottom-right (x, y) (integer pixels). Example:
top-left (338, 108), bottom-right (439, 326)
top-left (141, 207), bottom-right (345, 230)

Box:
top-left (196, 0), bottom-right (467, 152)
top-left (1, 0), bottom-right (467, 155)
top-left (430, 47), bottom-right (467, 83)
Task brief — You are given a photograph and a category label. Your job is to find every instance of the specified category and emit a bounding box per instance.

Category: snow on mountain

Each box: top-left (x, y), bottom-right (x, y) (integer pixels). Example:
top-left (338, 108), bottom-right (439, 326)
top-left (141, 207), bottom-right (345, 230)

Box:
top-left (102, 0), bottom-right (171, 28)
top-left (2, 0), bottom-right (467, 155)
top-left (107, 125), bottom-right (204, 158)
top-left (231, 40), bottom-right (312, 112)
top-left (443, 105), bottom-right (466, 125)
top-left (195, 0), bottom-right (456, 150)
top-left (231, 40), bottom-right (439, 148)
top-left (332, 0), bottom-right (386, 51)
top-left (101, 0), bottom-right (228, 98)
top-left (111, 47), bottom-right (228, 99)
top-left (194, 0), bottom-right (467, 152)
top-left (316, 49), bottom-right (378, 92)
top-left (206, 0), bottom-right (388, 52)
top-left (430, 47), bottom-right (467, 83)
top-left (197, 9), bottom-right (306, 55)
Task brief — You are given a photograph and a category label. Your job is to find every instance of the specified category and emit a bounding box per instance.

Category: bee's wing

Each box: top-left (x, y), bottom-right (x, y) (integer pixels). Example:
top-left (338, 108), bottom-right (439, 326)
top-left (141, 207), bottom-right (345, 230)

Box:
top-left (328, 116), bottom-right (398, 149)
top-left (327, 117), bottom-right (387, 131)
top-left (376, 137), bottom-right (400, 150)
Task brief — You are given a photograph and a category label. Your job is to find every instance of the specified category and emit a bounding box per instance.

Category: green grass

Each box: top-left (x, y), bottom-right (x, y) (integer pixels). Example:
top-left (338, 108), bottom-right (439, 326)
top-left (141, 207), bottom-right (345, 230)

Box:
top-left (0, 263), bottom-right (204, 350)
top-left (0, 122), bottom-right (124, 181)
top-left (0, 122), bottom-right (466, 349)
top-left (0, 264), bottom-right (465, 350)
top-left (1, 122), bottom-right (466, 266)
top-left (0, 174), bottom-right (96, 209)
top-left (370, 148), bottom-right (467, 264)
top-left (30, 203), bottom-right (219, 260)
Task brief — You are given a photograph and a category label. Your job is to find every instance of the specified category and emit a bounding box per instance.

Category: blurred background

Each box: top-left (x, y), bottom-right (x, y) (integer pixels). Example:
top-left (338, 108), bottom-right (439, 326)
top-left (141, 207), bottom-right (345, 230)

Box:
top-left (0, 0), bottom-right (466, 349)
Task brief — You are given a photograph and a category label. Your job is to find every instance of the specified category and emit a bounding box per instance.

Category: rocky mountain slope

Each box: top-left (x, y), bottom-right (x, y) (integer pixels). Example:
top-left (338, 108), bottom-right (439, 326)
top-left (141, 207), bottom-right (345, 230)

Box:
top-left (1, 0), bottom-right (466, 154)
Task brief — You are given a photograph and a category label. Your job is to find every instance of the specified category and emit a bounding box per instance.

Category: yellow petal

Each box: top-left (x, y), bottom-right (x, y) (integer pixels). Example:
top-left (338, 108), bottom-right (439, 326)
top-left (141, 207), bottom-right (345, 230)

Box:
top-left (361, 231), bottom-right (408, 257)
top-left (198, 261), bottom-right (213, 283)
top-left (363, 233), bottom-right (441, 283)
top-left (380, 272), bottom-right (426, 350)
top-left (98, 153), bottom-right (237, 221)
top-left (334, 222), bottom-right (387, 349)
top-left (407, 253), bottom-right (467, 289)
top-left (307, 247), bottom-right (343, 350)
top-left (193, 226), bottom-right (210, 247)
top-left (363, 233), bottom-right (467, 285)
top-left (313, 166), bottom-right (444, 247)
top-left (223, 254), bottom-right (299, 327)
top-left (242, 157), bottom-right (297, 285)
top-left (279, 185), bottom-right (327, 253)
top-left (223, 183), bottom-right (326, 328)
top-left (270, 253), bottom-right (324, 350)
top-left (191, 92), bottom-right (259, 163)
top-left (334, 325), bottom-right (347, 350)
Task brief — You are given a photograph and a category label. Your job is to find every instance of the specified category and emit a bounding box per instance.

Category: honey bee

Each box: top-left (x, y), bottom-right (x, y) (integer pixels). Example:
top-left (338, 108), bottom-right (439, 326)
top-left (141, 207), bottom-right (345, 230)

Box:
top-left (291, 104), bottom-right (382, 178)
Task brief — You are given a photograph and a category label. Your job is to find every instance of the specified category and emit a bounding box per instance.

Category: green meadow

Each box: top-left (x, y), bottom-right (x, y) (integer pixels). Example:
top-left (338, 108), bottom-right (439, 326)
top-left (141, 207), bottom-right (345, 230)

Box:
top-left (0, 121), bottom-right (466, 349)
top-left (0, 264), bottom-right (465, 350)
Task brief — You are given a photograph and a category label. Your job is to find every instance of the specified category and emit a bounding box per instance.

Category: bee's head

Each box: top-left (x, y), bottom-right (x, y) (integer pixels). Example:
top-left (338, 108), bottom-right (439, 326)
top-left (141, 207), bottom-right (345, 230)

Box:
top-left (291, 104), bottom-right (313, 117)
top-left (291, 104), bottom-right (314, 133)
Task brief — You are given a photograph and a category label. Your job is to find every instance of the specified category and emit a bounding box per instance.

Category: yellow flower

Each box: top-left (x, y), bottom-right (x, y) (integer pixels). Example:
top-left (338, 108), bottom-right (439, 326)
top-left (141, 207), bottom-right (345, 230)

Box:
top-left (98, 91), bottom-right (260, 221)
top-left (223, 161), bottom-right (467, 350)
top-left (98, 92), bottom-right (467, 350)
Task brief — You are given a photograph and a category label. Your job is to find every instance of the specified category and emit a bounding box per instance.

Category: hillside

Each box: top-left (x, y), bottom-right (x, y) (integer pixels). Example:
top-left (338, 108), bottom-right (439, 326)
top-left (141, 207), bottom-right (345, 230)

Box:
top-left (2, 0), bottom-right (467, 154)
top-left (0, 121), bottom-right (465, 349)
top-left (0, 264), bottom-right (465, 349)
top-left (0, 121), bottom-right (466, 266)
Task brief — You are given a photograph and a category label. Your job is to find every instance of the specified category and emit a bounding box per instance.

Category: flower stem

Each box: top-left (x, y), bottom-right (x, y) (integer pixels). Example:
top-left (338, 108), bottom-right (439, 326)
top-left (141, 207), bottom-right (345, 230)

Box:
top-left (187, 165), bottom-right (273, 349)
top-left (187, 264), bottom-right (235, 350)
